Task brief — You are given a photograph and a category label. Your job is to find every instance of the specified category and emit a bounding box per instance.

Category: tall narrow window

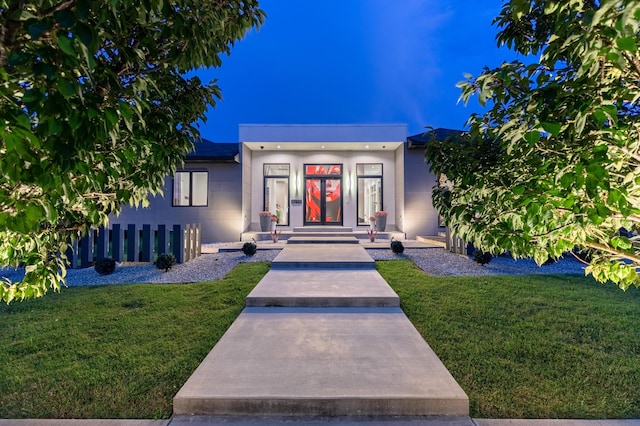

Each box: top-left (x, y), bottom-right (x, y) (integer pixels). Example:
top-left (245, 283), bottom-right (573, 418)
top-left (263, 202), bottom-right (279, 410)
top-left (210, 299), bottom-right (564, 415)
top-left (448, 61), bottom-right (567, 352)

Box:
top-left (173, 171), bottom-right (208, 206)
top-left (264, 164), bottom-right (290, 226)
top-left (356, 163), bottom-right (382, 225)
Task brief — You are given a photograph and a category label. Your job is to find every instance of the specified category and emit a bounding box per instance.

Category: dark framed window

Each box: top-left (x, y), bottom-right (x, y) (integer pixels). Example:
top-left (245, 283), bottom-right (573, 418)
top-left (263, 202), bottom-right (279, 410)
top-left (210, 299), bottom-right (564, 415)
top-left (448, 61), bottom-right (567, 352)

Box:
top-left (264, 164), bottom-right (290, 226)
top-left (356, 163), bottom-right (383, 225)
top-left (173, 171), bottom-right (208, 206)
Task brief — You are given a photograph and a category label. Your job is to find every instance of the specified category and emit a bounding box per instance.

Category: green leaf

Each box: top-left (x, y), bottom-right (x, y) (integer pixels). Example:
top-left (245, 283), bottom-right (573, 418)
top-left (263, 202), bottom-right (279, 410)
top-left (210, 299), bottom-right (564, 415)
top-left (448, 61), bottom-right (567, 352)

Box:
top-left (616, 37), bottom-right (637, 52)
top-left (54, 9), bottom-right (76, 28)
top-left (75, 23), bottom-right (95, 50)
top-left (28, 22), bottom-right (51, 39)
top-left (611, 236), bottom-right (632, 250)
top-left (57, 35), bottom-right (75, 56)
top-left (57, 79), bottom-right (75, 99)
top-left (586, 163), bottom-right (606, 180)
top-left (560, 173), bottom-right (575, 189)
top-left (524, 131), bottom-right (540, 145)
top-left (105, 108), bottom-right (119, 127)
top-left (541, 122), bottom-right (561, 137)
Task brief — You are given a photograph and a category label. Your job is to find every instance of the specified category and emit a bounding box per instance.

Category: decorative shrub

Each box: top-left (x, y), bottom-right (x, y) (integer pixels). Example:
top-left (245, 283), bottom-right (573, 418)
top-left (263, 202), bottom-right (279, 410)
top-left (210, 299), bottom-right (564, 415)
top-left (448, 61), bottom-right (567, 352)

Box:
top-left (258, 211), bottom-right (272, 217)
top-left (155, 253), bottom-right (176, 272)
top-left (94, 258), bottom-right (116, 275)
top-left (472, 249), bottom-right (492, 265)
top-left (390, 240), bottom-right (405, 254)
top-left (375, 211), bottom-right (388, 217)
top-left (242, 241), bottom-right (257, 256)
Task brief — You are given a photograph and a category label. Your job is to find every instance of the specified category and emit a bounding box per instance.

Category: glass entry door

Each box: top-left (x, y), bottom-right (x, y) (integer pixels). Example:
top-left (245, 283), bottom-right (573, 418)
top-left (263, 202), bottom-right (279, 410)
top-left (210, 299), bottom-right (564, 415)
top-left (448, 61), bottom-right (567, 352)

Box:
top-left (304, 165), bottom-right (342, 225)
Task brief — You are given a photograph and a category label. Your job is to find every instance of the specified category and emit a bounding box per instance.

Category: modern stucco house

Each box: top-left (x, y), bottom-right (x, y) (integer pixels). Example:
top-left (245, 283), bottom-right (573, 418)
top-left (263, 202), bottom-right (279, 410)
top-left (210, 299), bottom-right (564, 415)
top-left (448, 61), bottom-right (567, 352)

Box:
top-left (109, 124), bottom-right (448, 243)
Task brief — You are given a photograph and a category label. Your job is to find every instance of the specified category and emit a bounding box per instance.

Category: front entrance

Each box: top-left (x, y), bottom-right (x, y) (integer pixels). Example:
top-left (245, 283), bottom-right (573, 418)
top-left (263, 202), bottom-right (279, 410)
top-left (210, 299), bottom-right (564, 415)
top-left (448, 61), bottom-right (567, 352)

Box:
top-left (304, 164), bottom-right (342, 225)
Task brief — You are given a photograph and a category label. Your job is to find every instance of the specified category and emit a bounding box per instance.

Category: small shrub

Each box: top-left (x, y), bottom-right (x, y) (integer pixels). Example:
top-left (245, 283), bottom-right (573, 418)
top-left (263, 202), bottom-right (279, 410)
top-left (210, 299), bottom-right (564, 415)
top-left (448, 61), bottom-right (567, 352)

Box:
top-left (390, 240), bottom-right (405, 254)
top-left (155, 253), bottom-right (176, 272)
top-left (94, 258), bottom-right (116, 275)
top-left (242, 241), bottom-right (257, 256)
top-left (472, 249), bottom-right (492, 265)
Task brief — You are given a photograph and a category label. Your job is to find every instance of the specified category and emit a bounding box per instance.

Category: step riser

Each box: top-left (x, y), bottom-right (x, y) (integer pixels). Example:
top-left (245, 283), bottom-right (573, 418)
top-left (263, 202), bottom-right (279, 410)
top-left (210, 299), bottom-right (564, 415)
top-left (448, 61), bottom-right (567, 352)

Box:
top-left (246, 297), bottom-right (399, 308)
top-left (287, 239), bottom-right (359, 244)
top-left (175, 397), bottom-right (469, 417)
top-left (293, 226), bottom-right (353, 232)
top-left (270, 262), bottom-right (375, 270)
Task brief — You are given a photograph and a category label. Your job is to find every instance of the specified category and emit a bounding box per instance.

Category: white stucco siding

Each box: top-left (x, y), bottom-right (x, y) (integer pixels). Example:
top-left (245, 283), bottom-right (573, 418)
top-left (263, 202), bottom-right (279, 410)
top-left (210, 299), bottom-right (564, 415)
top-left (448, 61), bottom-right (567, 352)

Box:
top-left (403, 145), bottom-right (440, 238)
top-left (241, 124), bottom-right (407, 232)
top-left (246, 149), bottom-right (398, 231)
top-left (109, 162), bottom-right (243, 243)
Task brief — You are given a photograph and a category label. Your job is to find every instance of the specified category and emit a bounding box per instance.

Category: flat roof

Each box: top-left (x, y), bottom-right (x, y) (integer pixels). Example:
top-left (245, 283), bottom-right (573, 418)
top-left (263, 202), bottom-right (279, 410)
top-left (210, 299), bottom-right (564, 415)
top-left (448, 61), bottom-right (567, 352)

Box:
top-left (239, 124), bottom-right (408, 143)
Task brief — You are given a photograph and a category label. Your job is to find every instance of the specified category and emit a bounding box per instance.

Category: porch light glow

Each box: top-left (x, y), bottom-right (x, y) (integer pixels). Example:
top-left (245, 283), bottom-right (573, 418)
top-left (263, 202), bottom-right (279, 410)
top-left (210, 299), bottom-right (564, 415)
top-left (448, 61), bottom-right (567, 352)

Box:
top-left (277, 145), bottom-right (281, 149)
top-left (365, 145), bottom-right (370, 149)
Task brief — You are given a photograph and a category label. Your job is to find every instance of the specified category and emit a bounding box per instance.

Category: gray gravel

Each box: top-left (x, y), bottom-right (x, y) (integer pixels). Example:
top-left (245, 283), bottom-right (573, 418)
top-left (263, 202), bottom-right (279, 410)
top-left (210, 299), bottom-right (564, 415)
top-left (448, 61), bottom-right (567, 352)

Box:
top-left (1, 246), bottom-right (587, 288)
top-left (370, 248), bottom-right (587, 276)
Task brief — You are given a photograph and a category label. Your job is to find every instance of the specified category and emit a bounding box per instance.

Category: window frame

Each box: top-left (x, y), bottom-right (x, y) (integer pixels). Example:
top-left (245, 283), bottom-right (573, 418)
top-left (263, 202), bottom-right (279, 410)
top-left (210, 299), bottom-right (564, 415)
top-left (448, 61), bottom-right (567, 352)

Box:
top-left (356, 163), bottom-right (383, 226)
top-left (172, 170), bottom-right (209, 207)
top-left (263, 163), bottom-right (290, 226)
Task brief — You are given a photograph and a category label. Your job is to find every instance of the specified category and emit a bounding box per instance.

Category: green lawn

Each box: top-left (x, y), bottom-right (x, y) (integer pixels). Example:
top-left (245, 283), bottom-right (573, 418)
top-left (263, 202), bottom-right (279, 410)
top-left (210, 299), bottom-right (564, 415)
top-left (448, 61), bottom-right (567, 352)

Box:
top-left (0, 262), bottom-right (269, 419)
top-left (1, 259), bottom-right (639, 419)
top-left (377, 259), bottom-right (640, 419)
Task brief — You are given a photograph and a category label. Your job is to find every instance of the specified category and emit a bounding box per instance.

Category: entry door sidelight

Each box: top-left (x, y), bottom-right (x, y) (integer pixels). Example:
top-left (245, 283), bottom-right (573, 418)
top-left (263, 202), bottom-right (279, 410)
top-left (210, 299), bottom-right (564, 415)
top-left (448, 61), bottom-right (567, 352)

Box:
top-left (304, 178), bottom-right (342, 224)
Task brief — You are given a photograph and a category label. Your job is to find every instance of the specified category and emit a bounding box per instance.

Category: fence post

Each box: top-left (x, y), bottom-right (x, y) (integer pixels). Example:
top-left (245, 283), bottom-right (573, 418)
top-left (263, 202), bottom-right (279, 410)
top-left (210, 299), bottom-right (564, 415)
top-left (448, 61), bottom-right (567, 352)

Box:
top-left (158, 225), bottom-right (169, 256)
top-left (184, 224), bottom-right (192, 262)
top-left (445, 227), bottom-right (452, 251)
top-left (65, 239), bottom-right (78, 269)
top-left (172, 224), bottom-right (184, 264)
top-left (195, 223), bottom-right (201, 257)
top-left (141, 224), bottom-right (153, 262)
top-left (80, 232), bottom-right (93, 269)
top-left (96, 226), bottom-right (109, 259)
top-left (127, 224), bottom-right (138, 262)
top-left (112, 224), bottom-right (124, 262)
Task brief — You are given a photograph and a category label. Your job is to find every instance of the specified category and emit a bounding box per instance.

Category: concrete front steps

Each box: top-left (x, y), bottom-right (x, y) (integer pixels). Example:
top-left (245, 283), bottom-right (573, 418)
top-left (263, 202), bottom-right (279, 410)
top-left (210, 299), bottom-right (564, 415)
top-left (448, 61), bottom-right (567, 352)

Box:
top-left (173, 243), bottom-right (469, 418)
top-left (241, 226), bottom-right (406, 243)
top-left (271, 245), bottom-right (375, 269)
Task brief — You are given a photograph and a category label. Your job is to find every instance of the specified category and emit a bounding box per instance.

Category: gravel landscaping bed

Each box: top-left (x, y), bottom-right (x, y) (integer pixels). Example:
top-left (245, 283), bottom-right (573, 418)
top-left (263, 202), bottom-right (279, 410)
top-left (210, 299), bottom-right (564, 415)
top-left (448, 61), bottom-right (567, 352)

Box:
top-left (371, 248), bottom-right (586, 276)
top-left (1, 245), bottom-right (587, 288)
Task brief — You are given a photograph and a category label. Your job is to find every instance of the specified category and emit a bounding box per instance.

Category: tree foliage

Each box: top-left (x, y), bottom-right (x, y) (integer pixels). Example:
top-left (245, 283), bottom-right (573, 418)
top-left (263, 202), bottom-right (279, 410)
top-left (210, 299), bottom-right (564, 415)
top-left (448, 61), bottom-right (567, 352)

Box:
top-left (0, 0), bottom-right (265, 302)
top-left (425, 0), bottom-right (640, 289)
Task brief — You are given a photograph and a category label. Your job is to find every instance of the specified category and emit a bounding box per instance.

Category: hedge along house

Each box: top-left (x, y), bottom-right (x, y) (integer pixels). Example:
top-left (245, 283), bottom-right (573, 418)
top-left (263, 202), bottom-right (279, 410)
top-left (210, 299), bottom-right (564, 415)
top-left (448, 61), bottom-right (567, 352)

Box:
top-left (109, 124), bottom-right (448, 243)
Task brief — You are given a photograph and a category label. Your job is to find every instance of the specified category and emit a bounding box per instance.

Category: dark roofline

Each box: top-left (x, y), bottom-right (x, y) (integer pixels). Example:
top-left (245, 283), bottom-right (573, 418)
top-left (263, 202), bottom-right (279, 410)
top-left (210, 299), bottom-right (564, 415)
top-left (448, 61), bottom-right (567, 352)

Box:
top-left (406, 128), bottom-right (463, 149)
top-left (186, 138), bottom-right (240, 163)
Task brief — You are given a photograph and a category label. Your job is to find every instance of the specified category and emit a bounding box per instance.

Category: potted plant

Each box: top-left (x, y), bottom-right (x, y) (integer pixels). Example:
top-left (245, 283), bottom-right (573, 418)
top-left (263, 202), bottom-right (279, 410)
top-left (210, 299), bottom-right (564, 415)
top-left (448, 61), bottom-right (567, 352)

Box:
top-left (259, 211), bottom-right (272, 231)
top-left (375, 211), bottom-right (388, 231)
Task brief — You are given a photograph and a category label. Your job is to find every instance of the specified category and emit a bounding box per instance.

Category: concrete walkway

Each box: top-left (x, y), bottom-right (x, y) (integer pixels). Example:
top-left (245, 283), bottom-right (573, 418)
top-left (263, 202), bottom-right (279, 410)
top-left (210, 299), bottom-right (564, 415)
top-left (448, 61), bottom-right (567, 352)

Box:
top-left (173, 244), bottom-right (468, 418)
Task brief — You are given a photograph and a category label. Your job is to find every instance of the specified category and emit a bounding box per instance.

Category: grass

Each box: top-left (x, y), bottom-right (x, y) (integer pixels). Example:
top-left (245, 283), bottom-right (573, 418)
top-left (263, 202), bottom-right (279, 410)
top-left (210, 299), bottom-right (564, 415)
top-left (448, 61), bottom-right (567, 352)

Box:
top-left (376, 259), bottom-right (640, 419)
top-left (0, 261), bottom-right (269, 419)
top-left (2, 258), bottom-right (639, 420)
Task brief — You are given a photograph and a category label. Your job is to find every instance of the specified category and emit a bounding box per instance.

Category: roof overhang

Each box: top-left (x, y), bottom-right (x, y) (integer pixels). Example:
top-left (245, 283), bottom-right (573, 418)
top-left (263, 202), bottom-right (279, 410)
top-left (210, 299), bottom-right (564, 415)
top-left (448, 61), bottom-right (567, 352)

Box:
top-left (242, 141), bottom-right (403, 151)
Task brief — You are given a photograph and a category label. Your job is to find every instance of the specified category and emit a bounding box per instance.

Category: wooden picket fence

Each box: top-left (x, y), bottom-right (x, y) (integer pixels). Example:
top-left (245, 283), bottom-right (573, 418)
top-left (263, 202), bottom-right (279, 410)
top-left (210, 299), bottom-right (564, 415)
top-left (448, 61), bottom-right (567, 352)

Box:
top-left (445, 227), bottom-right (468, 255)
top-left (66, 223), bottom-right (201, 269)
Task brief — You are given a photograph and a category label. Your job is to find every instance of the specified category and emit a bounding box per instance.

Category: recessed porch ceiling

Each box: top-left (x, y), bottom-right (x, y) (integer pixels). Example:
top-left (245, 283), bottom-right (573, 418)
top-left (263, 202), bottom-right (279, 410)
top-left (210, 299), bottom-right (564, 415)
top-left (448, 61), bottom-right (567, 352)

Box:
top-left (243, 141), bottom-right (404, 151)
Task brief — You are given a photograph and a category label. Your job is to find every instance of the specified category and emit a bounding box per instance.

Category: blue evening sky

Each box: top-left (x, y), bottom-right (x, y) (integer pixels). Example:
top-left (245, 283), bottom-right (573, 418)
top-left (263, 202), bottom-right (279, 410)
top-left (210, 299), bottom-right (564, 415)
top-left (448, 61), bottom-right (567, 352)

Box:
top-left (194, 0), bottom-right (520, 142)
